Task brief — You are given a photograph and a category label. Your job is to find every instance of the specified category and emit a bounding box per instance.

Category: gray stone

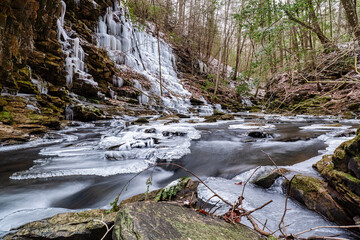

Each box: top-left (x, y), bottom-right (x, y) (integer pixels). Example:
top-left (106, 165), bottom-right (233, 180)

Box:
top-left (254, 168), bottom-right (288, 188)
top-left (112, 201), bottom-right (261, 240)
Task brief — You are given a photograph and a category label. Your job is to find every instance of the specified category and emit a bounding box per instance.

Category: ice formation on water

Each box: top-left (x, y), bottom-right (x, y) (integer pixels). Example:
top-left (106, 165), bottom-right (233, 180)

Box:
top-left (57, 1), bottom-right (97, 88)
top-left (228, 123), bottom-right (276, 130)
top-left (100, 122), bottom-right (201, 163)
top-left (8, 119), bottom-right (201, 179)
top-left (95, 2), bottom-right (192, 113)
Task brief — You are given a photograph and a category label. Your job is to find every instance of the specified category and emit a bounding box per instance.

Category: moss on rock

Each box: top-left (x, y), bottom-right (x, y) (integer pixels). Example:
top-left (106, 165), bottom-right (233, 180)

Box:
top-left (113, 202), bottom-right (261, 240)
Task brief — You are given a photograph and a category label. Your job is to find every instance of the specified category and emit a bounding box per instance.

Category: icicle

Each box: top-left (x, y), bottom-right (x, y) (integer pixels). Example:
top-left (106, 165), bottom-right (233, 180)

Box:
top-left (57, 1), bottom-right (97, 89)
top-left (65, 105), bottom-right (74, 120)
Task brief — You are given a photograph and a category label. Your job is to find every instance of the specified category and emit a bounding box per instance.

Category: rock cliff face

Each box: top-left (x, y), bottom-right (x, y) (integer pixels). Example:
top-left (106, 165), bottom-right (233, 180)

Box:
top-left (0, 0), bottom-right (172, 144)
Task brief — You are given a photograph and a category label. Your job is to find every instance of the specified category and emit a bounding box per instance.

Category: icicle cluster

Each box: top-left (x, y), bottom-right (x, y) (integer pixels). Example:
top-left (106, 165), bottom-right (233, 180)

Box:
top-left (57, 1), bottom-right (97, 88)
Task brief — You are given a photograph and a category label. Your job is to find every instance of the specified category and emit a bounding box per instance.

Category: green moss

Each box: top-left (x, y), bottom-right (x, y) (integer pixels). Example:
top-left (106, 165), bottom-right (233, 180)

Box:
top-left (332, 170), bottom-right (360, 184)
top-left (343, 111), bottom-right (355, 119)
top-left (154, 177), bottom-right (190, 202)
top-left (334, 149), bottom-right (346, 160)
top-left (0, 111), bottom-right (13, 124)
top-left (292, 175), bottom-right (324, 193)
top-left (17, 80), bottom-right (39, 94)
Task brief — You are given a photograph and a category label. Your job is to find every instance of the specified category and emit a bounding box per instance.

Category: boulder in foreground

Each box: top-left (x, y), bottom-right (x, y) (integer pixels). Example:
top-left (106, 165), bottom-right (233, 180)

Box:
top-left (113, 201), bottom-right (260, 240)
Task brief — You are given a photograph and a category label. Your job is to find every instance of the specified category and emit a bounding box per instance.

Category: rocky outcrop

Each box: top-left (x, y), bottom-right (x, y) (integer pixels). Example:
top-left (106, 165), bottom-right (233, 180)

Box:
top-left (312, 128), bottom-right (360, 227)
top-left (112, 201), bottom-right (260, 240)
top-left (4, 209), bottom-right (116, 240)
top-left (283, 128), bottom-right (360, 231)
top-left (289, 175), bottom-right (352, 225)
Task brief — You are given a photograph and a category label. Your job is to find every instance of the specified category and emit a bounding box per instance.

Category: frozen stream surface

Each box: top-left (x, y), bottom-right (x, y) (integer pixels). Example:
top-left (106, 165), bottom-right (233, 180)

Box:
top-left (0, 113), bottom-right (359, 239)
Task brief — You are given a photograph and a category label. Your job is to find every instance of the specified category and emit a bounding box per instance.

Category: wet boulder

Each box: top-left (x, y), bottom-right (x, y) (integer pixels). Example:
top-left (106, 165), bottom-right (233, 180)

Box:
top-left (133, 117), bottom-right (149, 124)
top-left (73, 105), bottom-right (104, 122)
top-left (288, 175), bottom-right (353, 226)
top-left (248, 131), bottom-right (273, 138)
top-left (254, 168), bottom-right (289, 188)
top-left (204, 110), bottom-right (234, 122)
top-left (112, 201), bottom-right (260, 240)
top-left (4, 209), bottom-right (116, 240)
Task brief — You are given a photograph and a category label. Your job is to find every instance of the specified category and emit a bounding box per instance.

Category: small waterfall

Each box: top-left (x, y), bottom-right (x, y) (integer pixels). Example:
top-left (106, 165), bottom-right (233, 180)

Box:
top-left (57, 1), bottom-right (97, 89)
top-left (65, 105), bottom-right (74, 120)
top-left (95, 2), bottom-right (192, 113)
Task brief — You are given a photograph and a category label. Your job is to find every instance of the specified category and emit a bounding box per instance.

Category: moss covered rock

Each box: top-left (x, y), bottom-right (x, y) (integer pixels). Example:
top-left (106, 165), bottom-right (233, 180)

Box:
top-left (289, 175), bottom-right (352, 225)
top-left (4, 209), bottom-right (116, 240)
top-left (113, 201), bottom-right (260, 240)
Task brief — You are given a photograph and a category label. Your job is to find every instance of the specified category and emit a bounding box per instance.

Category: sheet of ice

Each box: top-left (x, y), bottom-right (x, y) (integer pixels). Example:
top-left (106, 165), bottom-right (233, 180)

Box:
top-left (99, 122), bottom-right (201, 162)
top-left (300, 124), bottom-right (352, 130)
top-left (288, 131), bottom-right (354, 173)
top-left (229, 123), bottom-right (276, 130)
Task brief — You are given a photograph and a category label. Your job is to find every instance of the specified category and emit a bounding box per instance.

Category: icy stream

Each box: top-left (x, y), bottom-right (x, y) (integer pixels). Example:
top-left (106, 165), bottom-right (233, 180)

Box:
top-left (0, 114), bottom-right (359, 238)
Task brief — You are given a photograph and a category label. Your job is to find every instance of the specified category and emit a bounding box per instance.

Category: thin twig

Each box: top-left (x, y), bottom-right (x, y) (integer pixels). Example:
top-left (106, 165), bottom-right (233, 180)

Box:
top-left (261, 150), bottom-right (280, 170)
top-left (278, 176), bottom-right (296, 237)
top-left (208, 200), bottom-right (220, 214)
top-left (93, 214), bottom-right (115, 240)
top-left (240, 166), bottom-right (260, 207)
top-left (247, 215), bottom-right (271, 236)
top-left (263, 219), bottom-right (268, 231)
top-left (241, 200), bottom-right (273, 216)
top-left (293, 225), bottom-right (360, 237)
top-left (201, 194), bottom-right (216, 210)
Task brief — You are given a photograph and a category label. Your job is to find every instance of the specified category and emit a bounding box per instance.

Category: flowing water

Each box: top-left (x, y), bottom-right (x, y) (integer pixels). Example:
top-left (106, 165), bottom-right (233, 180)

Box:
top-left (0, 113), bottom-right (359, 239)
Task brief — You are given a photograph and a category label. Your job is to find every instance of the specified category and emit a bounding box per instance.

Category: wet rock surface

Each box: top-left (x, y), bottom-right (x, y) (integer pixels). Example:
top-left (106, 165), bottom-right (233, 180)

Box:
top-left (113, 201), bottom-right (260, 240)
top-left (254, 168), bottom-right (288, 188)
top-left (3, 209), bottom-right (116, 240)
top-left (311, 128), bottom-right (360, 228)
top-left (288, 175), bottom-right (352, 226)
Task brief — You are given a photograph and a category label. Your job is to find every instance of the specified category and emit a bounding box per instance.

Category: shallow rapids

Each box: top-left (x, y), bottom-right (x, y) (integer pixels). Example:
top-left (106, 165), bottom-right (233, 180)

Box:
top-left (0, 113), bottom-right (359, 239)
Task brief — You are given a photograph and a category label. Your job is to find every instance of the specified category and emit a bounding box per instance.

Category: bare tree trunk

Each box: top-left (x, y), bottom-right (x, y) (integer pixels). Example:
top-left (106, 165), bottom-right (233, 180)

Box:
top-left (152, 0), bottom-right (162, 96)
top-left (337, 2), bottom-right (343, 43)
top-left (285, 0), bottom-right (337, 51)
top-left (215, 0), bottom-right (231, 95)
top-left (340, 0), bottom-right (360, 43)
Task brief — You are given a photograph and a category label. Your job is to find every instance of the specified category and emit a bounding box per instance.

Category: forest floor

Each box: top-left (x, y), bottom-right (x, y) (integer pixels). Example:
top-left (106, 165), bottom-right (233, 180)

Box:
top-left (264, 48), bottom-right (360, 118)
